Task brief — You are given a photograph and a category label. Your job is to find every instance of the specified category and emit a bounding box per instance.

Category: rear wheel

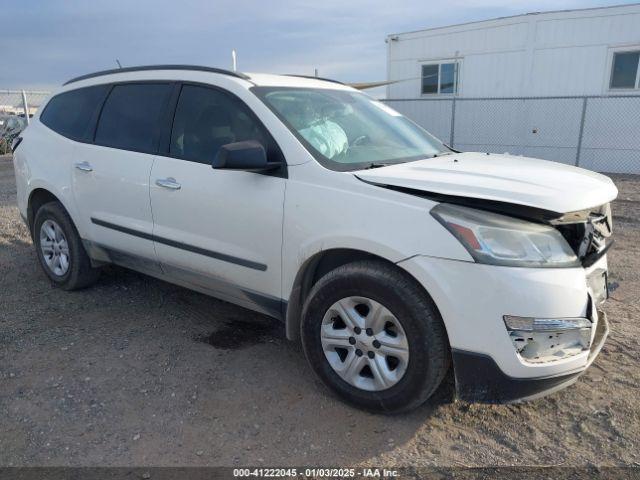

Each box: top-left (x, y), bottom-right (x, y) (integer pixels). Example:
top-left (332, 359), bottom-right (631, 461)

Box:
top-left (300, 260), bottom-right (450, 413)
top-left (33, 201), bottom-right (100, 290)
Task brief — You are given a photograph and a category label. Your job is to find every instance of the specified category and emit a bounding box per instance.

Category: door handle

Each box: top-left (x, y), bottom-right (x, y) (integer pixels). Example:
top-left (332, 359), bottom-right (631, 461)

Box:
top-left (155, 177), bottom-right (181, 190)
top-left (74, 161), bottom-right (93, 172)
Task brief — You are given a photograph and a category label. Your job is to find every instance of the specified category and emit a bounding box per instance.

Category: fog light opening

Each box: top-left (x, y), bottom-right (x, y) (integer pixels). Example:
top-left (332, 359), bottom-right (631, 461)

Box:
top-left (503, 315), bottom-right (593, 363)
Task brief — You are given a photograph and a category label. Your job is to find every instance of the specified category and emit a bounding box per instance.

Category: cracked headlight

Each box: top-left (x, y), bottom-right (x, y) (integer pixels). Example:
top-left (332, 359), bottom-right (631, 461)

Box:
top-left (431, 203), bottom-right (580, 268)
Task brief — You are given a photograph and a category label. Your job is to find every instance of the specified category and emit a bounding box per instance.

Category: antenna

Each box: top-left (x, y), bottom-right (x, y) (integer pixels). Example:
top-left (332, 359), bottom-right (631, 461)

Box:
top-left (231, 50), bottom-right (237, 72)
top-left (115, 59), bottom-right (122, 69)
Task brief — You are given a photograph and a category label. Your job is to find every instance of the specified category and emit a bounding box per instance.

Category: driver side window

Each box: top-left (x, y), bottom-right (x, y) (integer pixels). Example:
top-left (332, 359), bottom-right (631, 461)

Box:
top-left (170, 85), bottom-right (268, 165)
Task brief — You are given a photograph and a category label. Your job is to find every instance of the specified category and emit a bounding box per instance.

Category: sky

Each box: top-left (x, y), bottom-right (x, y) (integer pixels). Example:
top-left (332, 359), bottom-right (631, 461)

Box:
top-left (2, 0), bottom-right (637, 92)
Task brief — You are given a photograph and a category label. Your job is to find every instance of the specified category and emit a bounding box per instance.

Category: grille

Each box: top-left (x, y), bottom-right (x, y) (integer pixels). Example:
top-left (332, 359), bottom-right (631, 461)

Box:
top-left (554, 203), bottom-right (612, 262)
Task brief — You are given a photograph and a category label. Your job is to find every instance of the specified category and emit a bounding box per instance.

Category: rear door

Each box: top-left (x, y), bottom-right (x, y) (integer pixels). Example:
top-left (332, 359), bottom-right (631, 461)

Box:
top-left (149, 83), bottom-right (286, 317)
top-left (72, 82), bottom-right (174, 268)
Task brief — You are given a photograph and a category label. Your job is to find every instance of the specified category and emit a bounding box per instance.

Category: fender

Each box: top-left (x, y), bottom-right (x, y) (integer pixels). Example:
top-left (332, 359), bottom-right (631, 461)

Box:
top-left (283, 240), bottom-right (420, 343)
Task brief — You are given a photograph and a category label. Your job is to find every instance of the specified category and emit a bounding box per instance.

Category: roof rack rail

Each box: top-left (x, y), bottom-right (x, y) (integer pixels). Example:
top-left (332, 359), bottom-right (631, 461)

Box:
top-left (282, 74), bottom-right (344, 85)
top-left (63, 65), bottom-right (250, 86)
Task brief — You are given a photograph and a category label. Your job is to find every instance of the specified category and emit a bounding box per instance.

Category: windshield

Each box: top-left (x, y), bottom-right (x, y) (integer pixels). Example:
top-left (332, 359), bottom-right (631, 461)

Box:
top-left (252, 87), bottom-right (450, 171)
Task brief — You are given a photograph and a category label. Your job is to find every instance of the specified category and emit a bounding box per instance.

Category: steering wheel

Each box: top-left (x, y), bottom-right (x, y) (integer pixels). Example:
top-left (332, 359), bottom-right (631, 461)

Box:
top-left (351, 135), bottom-right (369, 147)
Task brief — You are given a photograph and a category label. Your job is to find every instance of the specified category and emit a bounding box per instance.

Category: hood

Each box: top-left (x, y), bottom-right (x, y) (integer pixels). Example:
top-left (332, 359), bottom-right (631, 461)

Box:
top-left (354, 152), bottom-right (618, 214)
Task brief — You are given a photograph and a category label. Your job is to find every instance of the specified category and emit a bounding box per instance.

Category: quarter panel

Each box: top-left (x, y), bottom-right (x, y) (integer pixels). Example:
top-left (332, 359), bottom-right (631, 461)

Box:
top-left (15, 123), bottom-right (81, 233)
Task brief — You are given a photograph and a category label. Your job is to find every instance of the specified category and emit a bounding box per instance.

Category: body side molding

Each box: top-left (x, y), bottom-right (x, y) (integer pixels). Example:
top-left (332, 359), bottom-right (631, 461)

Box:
top-left (90, 217), bottom-right (267, 271)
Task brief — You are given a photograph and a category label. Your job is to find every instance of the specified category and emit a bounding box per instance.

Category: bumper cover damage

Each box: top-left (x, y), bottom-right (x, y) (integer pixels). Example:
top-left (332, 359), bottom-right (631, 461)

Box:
top-left (453, 310), bottom-right (610, 403)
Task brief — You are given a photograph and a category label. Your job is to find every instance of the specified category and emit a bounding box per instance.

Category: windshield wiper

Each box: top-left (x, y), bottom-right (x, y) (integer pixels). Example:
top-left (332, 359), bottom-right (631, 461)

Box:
top-left (431, 151), bottom-right (455, 158)
top-left (359, 153), bottom-right (452, 170)
top-left (361, 162), bottom-right (393, 170)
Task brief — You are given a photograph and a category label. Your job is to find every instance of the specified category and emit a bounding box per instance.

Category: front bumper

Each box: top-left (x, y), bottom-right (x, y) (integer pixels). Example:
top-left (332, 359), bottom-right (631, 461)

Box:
top-left (452, 310), bottom-right (609, 403)
top-left (398, 254), bottom-right (610, 402)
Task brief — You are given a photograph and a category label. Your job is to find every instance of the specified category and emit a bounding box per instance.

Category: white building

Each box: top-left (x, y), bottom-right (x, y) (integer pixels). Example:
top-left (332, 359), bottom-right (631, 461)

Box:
top-left (386, 3), bottom-right (640, 99)
top-left (383, 4), bottom-right (640, 174)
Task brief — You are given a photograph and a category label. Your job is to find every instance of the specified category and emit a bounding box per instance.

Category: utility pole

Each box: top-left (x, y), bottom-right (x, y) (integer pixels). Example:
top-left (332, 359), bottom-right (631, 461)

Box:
top-left (21, 90), bottom-right (29, 125)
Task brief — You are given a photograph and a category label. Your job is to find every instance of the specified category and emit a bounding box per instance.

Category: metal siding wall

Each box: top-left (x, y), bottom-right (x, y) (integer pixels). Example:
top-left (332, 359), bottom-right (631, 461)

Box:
top-left (387, 5), bottom-right (640, 99)
top-left (463, 52), bottom-right (528, 97)
top-left (387, 60), bottom-right (419, 99)
top-left (535, 11), bottom-right (640, 47)
top-left (530, 45), bottom-right (608, 96)
top-left (387, 20), bottom-right (530, 99)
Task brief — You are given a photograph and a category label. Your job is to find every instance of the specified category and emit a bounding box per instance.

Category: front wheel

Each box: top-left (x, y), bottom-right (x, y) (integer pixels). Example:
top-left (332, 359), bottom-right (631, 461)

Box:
top-left (300, 260), bottom-right (450, 413)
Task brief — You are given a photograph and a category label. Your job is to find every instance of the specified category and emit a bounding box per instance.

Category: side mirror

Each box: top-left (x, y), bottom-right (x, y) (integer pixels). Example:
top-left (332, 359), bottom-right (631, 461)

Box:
top-left (212, 140), bottom-right (281, 172)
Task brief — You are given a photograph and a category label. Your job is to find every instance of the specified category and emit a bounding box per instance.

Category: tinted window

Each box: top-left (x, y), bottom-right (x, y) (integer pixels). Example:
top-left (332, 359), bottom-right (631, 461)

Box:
top-left (421, 63), bottom-right (458, 95)
top-left (95, 83), bottom-right (172, 153)
top-left (170, 85), bottom-right (270, 164)
top-left (610, 52), bottom-right (639, 89)
top-left (40, 85), bottom-right (108, 140)
top-left (421, 65), bottom-right (439, 94)
top-left (440, 63), bottom-right (456, 94)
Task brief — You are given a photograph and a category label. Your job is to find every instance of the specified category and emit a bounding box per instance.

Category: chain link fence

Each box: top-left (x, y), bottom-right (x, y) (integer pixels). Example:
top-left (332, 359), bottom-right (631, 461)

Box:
top-left (384, 95), bottom-right (640, 174)
top-left (0, 90), bottom-right (50, 154)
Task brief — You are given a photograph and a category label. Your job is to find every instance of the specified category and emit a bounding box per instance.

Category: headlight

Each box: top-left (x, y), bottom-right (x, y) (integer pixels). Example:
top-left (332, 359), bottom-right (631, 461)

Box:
top-left (431, 203), bottom-right (580, 268)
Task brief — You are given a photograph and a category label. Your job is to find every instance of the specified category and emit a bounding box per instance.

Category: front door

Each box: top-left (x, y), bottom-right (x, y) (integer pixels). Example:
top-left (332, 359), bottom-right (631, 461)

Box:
top-left (150, 84), bottom-right (286, 317)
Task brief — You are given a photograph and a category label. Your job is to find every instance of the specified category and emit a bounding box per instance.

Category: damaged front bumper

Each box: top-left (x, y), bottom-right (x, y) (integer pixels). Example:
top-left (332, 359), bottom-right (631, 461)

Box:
top-left (452, 308), bottom-right (609, 403)
top-left (398, 251), bottom-right (612, 404)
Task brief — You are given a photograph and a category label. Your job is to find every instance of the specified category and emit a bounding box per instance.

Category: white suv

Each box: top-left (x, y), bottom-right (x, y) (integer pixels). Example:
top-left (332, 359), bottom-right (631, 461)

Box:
top-left (13, 65), bottom-right (617, 413)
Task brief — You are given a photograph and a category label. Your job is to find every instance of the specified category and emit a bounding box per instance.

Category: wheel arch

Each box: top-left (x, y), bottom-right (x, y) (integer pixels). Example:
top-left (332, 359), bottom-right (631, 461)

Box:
top-left (27, 185), bottom-right (85, 236)
top-left (286, 249), bottom-right (377, 341)
top-left (27, 188), bottom-right (64, 238)
top-left (284, 248), bottom-right (450, 346)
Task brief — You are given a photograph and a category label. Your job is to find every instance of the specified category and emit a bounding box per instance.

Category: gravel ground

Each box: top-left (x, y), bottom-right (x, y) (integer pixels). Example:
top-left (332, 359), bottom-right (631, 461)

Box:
top-left (1, 154), bottom-right (639, 467)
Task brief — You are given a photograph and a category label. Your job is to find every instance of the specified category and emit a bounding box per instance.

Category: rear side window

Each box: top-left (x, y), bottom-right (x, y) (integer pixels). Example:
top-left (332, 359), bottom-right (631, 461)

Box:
top-left (95, 83), bottom-right (172, 153)
top-left (40, 85), bottom-right (108, 140)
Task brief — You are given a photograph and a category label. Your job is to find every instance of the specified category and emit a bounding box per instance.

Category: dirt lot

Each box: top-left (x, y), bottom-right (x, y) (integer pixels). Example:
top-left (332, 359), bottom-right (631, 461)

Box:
top-left (1, 154), bottom-right (639, 467)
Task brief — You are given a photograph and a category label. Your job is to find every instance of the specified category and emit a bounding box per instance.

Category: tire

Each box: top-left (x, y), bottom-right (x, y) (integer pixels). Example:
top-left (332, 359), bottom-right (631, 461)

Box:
top-left (33, 201), bottom-right (100, 290)
top-left (300, 260), bottom-right (450, 414)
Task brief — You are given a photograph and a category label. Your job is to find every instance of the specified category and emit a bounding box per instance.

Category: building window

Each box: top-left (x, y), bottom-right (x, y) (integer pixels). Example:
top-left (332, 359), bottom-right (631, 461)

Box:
top-left (610, 51), bottom-right (640, 90)
top-left (421, 62), bottom-right (459, 95)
